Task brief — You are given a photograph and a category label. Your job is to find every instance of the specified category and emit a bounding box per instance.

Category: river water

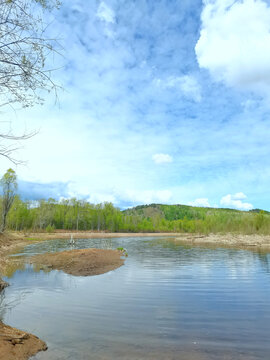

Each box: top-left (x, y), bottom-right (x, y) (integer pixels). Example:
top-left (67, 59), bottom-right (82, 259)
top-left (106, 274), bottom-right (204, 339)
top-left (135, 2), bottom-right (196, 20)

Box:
top-left (1, 236), bottom-right (270, 360)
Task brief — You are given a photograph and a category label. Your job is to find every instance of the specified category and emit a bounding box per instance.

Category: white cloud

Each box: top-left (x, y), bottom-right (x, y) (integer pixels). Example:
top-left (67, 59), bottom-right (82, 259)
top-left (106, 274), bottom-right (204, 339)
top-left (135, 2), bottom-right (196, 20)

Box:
top-left (152, 153), bottom-right (173, 164)
top-left (233, 192), bottom-right (247, 200)
top-left (122, 189), bottom-right (172, 205)
top-left (196, 0), bottom-right (270, 95)
top-left (154, 75), bottom-right (201, 102)
top-left (220, 193), bottom-right (253, 211)
top-left (96, 2), bottom-right (115, 24)
top-left (188, 193), bottom-right (253, 210)
top-left (188, 198), bottom-right (211, 207)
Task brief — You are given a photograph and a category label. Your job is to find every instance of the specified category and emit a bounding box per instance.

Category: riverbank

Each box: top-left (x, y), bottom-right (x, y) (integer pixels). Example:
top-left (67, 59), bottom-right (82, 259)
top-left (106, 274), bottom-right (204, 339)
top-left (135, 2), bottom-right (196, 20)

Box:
top-left (173, 233), bottom-right (270, 250)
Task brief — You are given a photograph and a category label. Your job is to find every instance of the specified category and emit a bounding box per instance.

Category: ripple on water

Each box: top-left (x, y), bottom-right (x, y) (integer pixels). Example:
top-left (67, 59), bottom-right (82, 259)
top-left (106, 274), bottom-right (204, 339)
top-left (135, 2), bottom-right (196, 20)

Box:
top-left (2, 236), bottom-right (270, 360)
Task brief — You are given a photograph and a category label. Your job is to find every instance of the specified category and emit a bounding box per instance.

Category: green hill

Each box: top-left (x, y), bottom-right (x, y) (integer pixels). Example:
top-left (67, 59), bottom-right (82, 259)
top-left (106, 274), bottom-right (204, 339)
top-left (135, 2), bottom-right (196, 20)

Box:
top-left (123, 203), bottom-right (269, 220)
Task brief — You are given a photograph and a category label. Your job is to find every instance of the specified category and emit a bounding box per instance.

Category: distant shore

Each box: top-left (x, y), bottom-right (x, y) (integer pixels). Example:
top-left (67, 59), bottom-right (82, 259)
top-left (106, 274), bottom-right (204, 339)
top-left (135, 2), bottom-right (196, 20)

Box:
top-left (24, 230), bottom-right (181, 240)
top-left (2, 230), bottom-right (270, 253)
top-left (173, 233), bottom-right (270, 250)
top-left (20, 230), bottom-right (270, 250)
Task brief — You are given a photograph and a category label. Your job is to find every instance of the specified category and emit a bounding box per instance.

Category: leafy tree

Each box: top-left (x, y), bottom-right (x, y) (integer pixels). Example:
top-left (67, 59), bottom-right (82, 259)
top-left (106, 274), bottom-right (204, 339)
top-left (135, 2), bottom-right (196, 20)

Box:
top-left (0, 168), bottom-right (17, 232)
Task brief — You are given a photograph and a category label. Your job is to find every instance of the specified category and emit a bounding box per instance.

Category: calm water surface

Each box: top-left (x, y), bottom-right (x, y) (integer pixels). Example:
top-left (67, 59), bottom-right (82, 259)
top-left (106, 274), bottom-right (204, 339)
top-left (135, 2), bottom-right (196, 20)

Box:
top-left (1, 236), bottom-right (270, 360)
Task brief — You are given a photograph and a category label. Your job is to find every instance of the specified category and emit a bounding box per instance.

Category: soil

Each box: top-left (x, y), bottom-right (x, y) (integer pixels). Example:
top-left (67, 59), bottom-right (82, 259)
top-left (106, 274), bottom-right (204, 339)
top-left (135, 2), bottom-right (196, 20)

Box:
top-left (0, 322), bottom-right (47, 360)
top-left (29, 248), bottom-right (125, 276)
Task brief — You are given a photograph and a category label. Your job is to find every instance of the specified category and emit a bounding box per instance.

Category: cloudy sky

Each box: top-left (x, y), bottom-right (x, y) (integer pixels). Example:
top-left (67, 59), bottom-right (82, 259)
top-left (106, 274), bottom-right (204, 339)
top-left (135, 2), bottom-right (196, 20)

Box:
top-left (2, 0), bottom-right (270, 210)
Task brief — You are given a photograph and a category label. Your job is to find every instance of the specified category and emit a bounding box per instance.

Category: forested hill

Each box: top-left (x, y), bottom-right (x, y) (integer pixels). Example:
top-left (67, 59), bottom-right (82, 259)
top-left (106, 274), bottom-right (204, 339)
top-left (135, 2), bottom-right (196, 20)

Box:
top-left (123, 203), bottom-right (269, 221)
top-left (122, 203), bottom-right (270, 234)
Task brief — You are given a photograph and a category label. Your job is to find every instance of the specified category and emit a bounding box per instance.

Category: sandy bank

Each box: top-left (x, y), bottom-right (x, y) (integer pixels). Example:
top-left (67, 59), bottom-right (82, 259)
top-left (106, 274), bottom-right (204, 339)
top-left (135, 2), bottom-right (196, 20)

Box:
top-left (0, 322), bottom-right (47, 360)
top-left (173, 233), bottom-right (270, 250)
top-left (29, 248), bottom-right (125, 276)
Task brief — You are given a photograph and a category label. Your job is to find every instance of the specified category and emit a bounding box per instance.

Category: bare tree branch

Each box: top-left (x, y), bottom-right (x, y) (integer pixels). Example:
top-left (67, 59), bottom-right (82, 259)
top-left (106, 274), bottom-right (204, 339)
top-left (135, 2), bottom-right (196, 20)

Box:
top-left (0, 0), bottom-right (62, 163)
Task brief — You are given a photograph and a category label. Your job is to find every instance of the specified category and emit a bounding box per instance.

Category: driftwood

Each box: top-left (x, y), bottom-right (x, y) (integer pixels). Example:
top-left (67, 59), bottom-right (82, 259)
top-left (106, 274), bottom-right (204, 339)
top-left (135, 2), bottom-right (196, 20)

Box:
top-left (0, 332), bottom-right (30, 345)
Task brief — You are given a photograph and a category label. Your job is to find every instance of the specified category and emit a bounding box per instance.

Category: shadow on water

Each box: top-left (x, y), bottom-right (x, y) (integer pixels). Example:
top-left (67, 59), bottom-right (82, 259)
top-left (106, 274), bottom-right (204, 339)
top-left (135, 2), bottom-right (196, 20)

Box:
top-left (1, 236), bottom-right (270, 359)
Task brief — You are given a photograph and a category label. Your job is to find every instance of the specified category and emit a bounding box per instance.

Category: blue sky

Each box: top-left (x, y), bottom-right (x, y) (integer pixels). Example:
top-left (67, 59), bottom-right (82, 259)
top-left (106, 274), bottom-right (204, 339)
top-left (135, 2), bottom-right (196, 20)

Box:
top-left (2, 0), bottom-right (270, 210)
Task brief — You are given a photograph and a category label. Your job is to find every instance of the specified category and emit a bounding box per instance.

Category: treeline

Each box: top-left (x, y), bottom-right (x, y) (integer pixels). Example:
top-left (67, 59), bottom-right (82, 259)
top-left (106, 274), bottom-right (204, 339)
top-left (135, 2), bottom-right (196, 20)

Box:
top-left (3, 197), bottom-right (270, 235)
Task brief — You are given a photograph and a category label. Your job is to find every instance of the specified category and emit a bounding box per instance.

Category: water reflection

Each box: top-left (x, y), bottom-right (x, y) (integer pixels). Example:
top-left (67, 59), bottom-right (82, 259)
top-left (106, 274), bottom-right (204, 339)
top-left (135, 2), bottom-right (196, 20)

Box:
top-left (0, 290), bottom-right (5, 321)
top-left (1, 237), bottom-right (270, 360)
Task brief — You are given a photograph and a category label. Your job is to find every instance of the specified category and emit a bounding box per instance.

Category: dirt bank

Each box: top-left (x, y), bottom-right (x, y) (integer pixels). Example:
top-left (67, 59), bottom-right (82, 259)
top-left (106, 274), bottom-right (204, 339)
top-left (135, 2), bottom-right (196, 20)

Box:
top-left (0, 322), bottom-right (47, 360)
top-left (29, 248), bottom-right (125, 276)
top-left (174, 233), bottom-right (270, 250)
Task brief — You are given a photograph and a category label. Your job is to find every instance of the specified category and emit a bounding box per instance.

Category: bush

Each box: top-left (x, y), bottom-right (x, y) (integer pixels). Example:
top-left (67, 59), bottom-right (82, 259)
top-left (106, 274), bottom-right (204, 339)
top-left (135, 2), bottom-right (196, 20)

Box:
top-left (45, 224), bottom-right (55, 233)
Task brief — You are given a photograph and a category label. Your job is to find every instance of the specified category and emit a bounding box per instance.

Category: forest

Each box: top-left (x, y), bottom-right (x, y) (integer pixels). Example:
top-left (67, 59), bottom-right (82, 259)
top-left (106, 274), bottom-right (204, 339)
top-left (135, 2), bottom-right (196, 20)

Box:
top-left (3, 196), bottom-right (270, 235)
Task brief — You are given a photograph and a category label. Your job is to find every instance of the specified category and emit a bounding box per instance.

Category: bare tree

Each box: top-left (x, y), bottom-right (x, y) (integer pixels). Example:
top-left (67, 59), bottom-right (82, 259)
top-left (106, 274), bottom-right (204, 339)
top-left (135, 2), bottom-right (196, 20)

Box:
top-left (0, 0), bottom-right (61, 161)
top-left (0, 128), bottom-right (36, 164)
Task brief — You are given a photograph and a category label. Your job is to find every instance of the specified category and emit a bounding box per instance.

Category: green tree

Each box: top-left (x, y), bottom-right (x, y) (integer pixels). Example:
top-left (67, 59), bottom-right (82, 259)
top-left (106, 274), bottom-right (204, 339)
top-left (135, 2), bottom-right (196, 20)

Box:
top-left (0, 168), bottom-right (17, 232)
